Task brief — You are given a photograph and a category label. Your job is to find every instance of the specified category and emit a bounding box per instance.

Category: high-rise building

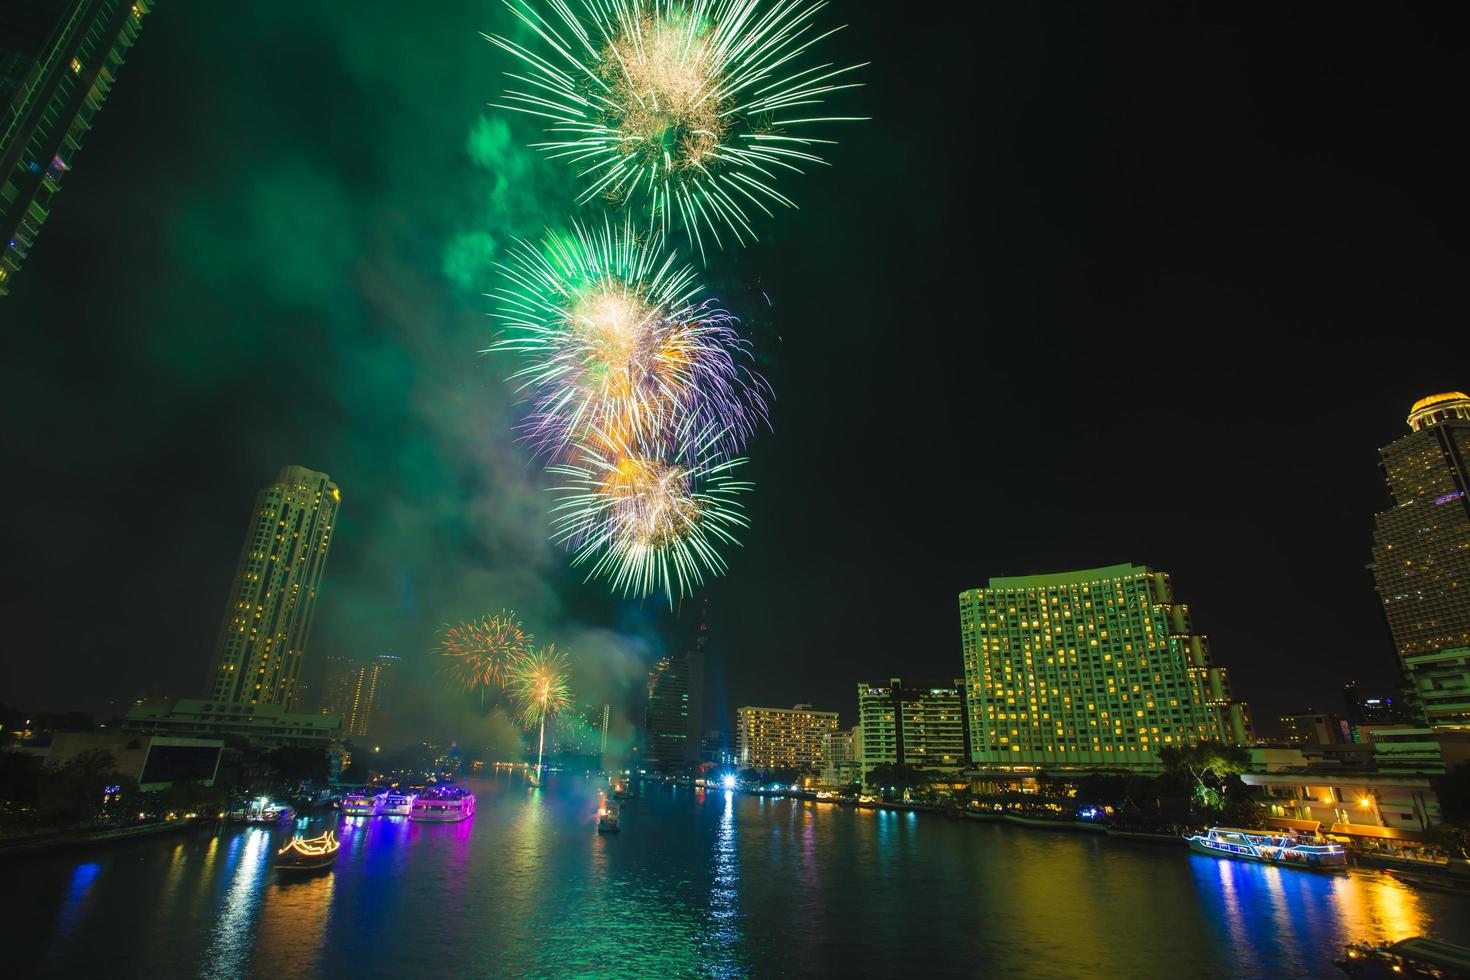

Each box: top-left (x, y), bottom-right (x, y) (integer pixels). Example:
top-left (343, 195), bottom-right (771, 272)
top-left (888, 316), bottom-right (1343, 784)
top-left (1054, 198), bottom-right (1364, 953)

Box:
top-left (1369, 392), bottom-right (1470, 678)
top-left (1402, 648), bottom-right (1470, 731)
top-left (735, 704), bottom-right (839, 773)
top-left (1277, 711), bottom-right (1350, 746)
top-left (318, 654), bottom-right (397, 740)
top-left (208, 466), bottom-right (340, 708)
top-left (960, 563), bottom-right (1253, 773)
top-left (1, 0), bottom-right (153, 296)
top-left (643, 612), bottom-right (708, 771)
top-left (1340, 681), bottom-right (1416, 742)
top-left (820, 726), bottom-right (860, 786)
top-left (857, 678), bottom-right (970, 782)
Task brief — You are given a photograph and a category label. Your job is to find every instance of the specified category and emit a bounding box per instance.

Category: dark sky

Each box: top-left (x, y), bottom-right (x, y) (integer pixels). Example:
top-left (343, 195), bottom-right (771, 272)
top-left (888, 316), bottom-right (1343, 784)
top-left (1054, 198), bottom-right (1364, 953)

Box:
top-left (2, 3), bottom-right (1465, 740)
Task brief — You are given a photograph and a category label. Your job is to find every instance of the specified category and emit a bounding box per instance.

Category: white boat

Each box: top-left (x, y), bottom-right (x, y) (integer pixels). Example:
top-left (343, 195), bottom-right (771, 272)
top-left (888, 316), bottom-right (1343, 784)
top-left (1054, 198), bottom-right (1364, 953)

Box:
top-left (409, 785), bottom-right (476, 823)
top-left (1185, 826), bottom-right (1347, 870)
top-left (341, 789), bottom-right (387, 817)
top-left (243, 798), bottom-right (296, 824)
top-left (381, 789), bottom-right (418, 816)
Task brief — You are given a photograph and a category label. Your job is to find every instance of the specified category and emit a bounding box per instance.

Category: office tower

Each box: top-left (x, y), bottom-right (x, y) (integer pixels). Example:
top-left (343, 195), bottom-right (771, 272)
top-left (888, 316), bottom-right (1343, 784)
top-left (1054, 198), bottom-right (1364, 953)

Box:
top-left (207, 466), bottom-right (340, 708)
top-left (643, 612), bottom-right (708, 771)
top-left (318, 654), bottom-right (396, 740)
top-left (960, 563), bottom-right (1252, 773)
top-left (1, 0), bottom-right (153, 295)
top-left (735, 704), bottom-right (839, 773)
top-left (1369, 392), bottom-right (1470, 670)
top-left (857, 678), bottom-right (970, 782)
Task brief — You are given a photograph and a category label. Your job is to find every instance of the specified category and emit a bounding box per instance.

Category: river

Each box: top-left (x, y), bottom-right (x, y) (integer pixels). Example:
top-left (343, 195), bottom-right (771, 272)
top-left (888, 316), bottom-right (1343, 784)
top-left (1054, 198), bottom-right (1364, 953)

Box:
top-left (5, 772), bottom-right (1468, 978)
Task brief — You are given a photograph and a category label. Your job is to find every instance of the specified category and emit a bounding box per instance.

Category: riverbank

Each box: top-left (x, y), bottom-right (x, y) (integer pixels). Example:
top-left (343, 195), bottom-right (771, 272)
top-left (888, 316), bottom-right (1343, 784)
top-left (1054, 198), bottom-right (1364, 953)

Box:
top-left (0, 818), bottom-right (203, 858)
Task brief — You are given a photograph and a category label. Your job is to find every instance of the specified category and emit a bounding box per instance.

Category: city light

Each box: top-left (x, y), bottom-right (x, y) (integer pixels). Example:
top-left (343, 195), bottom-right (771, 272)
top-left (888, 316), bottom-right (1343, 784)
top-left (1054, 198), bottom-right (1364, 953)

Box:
top-left (722, 774), bottom-right (736, 791)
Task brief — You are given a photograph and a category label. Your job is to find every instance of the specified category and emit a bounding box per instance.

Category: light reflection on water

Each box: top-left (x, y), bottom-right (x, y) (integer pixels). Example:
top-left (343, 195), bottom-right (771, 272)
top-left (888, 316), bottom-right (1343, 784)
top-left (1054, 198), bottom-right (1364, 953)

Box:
top-left (8, 777), bottom-right (1470, 979)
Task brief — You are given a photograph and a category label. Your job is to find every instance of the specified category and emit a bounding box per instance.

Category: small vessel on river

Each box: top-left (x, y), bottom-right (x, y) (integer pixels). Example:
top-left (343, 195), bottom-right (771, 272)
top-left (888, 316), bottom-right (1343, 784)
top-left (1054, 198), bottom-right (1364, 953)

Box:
top-left (1336, 936), bottom-right (1470, 977)
top-left (275, 830), bottom-right (340, 872)
top-left (1185, 826), bottom-right (1347, 870)
top-left (597, 794), bottom-right (620, 833)
top-left (341, 789), bottom-right (387, 817)
top-left (409, 784), bottom-right (476, 823)
top-left (242, 798), bottom-right (296, 824)
top-left (381, 788), bottom-right (418, 816)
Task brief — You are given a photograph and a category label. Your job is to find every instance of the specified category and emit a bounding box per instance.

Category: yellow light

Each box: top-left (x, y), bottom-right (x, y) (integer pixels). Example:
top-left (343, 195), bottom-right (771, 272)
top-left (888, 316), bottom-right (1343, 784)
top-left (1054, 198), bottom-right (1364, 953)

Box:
top-left (1358, 796), bottom-right (1372, 809)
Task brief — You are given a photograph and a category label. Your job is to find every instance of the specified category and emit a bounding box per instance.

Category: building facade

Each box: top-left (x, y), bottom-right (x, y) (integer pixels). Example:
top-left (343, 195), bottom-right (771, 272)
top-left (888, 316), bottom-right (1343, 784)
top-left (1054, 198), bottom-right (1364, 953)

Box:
top-left (1, 0), bottom-right (153, 295)
top-left (960, 563), bottom-right (1252, 773)
top-left (643, 613), bottom-right (708, 771)
top-left (820, 726), bottom-right (858, 786)
top-left (856, 678), bottom-right (969, 782)
top-left (1369, 392), bottom-right (1470, 670)
top-left (124, 698), bottom-right (341, 749)
top-left (1278, 711), bottom-right (1350, 746)
top-left (736, 704), bottom-right (839, 773)
top-left (1403, 648), bottom-right (1470, 730)
top-left (208, 466), bottom-right (340, 708)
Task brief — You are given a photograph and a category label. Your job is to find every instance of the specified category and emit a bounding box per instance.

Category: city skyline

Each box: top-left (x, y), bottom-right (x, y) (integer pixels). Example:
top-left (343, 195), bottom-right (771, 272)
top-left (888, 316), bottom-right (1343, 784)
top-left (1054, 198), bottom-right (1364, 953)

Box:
top-left (0, 3), bottom-right (1465, 736)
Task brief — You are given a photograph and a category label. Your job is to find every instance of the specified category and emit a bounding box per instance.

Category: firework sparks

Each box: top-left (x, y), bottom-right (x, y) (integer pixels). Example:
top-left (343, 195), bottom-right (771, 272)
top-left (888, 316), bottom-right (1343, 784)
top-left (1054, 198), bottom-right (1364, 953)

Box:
top-left (489, 218), bottom-right (768, 463)
top-left (509, 644), bottom-right (574, 784)
top-left (438, 612), bottom-right (533, 701)
top-left (486, 0), bottom-right (865, 253)
top-left (548, 420), bottom-right (752, 604)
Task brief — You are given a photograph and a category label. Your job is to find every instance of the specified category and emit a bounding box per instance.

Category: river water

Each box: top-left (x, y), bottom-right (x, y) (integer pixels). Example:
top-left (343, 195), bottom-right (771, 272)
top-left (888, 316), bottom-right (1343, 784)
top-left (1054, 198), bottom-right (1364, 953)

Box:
top-left (4, 772), bottom-right (1468, 978)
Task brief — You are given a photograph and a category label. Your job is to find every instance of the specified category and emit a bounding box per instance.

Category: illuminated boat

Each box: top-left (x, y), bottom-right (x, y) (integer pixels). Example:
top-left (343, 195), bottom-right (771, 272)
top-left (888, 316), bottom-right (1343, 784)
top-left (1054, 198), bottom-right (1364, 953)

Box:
top-left (1336, 936), bottom-right (1470, 977)
top-left (341, 788), bottom-right (388, 816)
top-left (275, 830), bottom-right (340, 871)
top-left (597, 794), bottom-right (620, 833)
top-left (381, 789), bottom-right (418, 816)
top-left (1185, 826), bottom-right (1347, 870)
top-left (409, 784), bottom-right (476, 822)
top-left (244, 798), bottom-right (297, 824)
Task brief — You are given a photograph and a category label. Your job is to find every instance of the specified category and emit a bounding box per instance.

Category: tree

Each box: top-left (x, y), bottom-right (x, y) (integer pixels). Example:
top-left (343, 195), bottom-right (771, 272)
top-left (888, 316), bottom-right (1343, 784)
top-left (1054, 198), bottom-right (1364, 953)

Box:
top-left (1158, 742), bottom-right (1251, 811)
top-left (38, 750), bottom-right (131, 828)
top-left (866, 764), bottom-right (933, 800)
top-left (267, 746), bottom-right (330, 786)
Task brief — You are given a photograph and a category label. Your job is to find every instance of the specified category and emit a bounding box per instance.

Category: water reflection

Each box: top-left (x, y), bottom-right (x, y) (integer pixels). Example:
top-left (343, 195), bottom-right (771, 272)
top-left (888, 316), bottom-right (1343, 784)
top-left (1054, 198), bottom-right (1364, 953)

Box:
top-left (703, 789), bottom-right (742, 974)
top-left (202, 827), bottom-right (270, 978)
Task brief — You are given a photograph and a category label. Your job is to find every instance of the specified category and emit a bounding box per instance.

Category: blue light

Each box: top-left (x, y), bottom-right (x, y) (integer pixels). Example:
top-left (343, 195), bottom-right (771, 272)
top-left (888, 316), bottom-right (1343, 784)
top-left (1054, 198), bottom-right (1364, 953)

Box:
top-left (722, 774), bottom-right (736, 791)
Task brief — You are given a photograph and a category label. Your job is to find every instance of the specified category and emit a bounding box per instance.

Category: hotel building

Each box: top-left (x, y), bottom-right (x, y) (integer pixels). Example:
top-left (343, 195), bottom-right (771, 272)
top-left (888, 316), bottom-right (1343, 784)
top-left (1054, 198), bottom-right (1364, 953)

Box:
top-left (960, 563), bottom-right (1252, 773)
top-left (857, 678), bottom-right (969, 782)
top-left (736, 704), bottom-right (839, 773)
top-left (319, 653), bottom-right (398, 739)
top-left (208, 466), bottom-right (339, 709)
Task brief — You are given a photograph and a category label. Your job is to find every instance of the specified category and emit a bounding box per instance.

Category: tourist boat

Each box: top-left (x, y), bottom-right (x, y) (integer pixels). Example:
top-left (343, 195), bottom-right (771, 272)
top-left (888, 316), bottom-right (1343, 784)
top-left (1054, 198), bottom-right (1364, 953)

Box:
top-left (341, 788), bottom-right (388, 817)
top-left (409, 784), bottom-right (476, 822)
top-left (597, 794), bottom-right (620, 833)
top-left (1185, 826), bottom-right (1348, 870)
top-left (243, 798), bottom-right (297, 824)
top-left (381, 789), bottom-right (418, 816)
top-left (1336, 936), bottom-right (1470, 977)
top-left (275, 830), bottom-right (340, 872)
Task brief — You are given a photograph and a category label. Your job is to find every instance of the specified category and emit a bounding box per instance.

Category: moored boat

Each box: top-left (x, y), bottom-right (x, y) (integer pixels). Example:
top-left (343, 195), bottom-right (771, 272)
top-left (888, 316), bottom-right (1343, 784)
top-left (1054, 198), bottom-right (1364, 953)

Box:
top-left (381, 788), bottom-right (418, 816)
top-left (409, 784), bottom-right (476, 823)
top-left (341, 789), bottom-right (388, 817)
top-left (1336, 936), bottom-right (1470, 977)
top-left (275, 830), bottom-right (340, 872)
top-left (243, 798), bottom-right (297, 824)
top-left (1185, 826), bottom-right (1347, 870)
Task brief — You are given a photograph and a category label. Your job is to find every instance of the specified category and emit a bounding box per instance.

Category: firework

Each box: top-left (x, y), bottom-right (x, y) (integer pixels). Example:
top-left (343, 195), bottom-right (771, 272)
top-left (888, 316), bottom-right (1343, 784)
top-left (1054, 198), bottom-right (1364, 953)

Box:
top-left (509, 644), bottom-right (574, 784)
top-left (438, 611), bottom-right (533, 701)
top-left (548, 419), bottom-right (752, 603)
top-left (486, 0), bottom-right (865, 253)
top-left (490, 218), bottom-right (768, 462)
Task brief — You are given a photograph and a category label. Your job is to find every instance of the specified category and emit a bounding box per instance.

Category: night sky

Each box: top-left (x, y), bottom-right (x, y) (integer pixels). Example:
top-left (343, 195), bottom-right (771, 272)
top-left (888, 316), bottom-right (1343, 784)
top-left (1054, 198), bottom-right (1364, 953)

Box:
top-left (3, 3), bottom-right (1466, 742)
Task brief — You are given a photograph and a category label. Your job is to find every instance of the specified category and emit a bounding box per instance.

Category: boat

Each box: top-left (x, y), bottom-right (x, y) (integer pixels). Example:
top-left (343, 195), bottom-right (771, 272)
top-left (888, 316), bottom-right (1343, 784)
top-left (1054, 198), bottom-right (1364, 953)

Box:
top-left (597, 793), bottom-right (621, 833)
top-left (275, 830), bottom-right (340, 872)
top-left (1336, 936), bottom-right (1470, 977)
top-left (243, 798), bottom-right (297, 824)
top-left (340, 788), bottom-right (387, 817)
top-left (409, 784), bottom-right (476, 823)
top-left (1185, 826), bottom-right (1348, 870)
top-left (381, 788), bottom-right (418, 816)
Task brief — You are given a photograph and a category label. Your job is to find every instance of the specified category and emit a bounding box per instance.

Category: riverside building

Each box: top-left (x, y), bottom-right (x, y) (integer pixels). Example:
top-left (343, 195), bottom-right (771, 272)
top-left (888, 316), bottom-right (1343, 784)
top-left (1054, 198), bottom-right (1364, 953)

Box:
top-left (736, 705), bottom-right (838, 773)
top-left (857, 678), bottom-right (969, 782)
top-left (960, 563), bottom-right (1252, 773)
top-left (1369, 392), bottom-right (1470, 712)
top-left (207, 466), bottom-right (340, 709)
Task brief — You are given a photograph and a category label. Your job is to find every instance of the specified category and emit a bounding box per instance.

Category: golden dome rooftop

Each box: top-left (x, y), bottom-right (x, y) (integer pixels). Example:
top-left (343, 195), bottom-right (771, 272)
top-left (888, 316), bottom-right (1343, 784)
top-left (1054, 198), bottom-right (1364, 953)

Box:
top-left (1407, 391), bottom-right (1470, 431)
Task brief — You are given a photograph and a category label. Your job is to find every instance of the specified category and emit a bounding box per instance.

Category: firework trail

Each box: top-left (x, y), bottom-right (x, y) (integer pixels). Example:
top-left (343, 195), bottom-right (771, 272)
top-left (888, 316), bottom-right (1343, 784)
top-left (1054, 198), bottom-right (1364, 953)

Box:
top-left (489, 217), bottom-right (768, 464)
top-left (486, 0), bottom-right (865, 254)
top-left (437, 612), bottom-right (534, 703)
top-left (509, 644), bottom-right (574, 784)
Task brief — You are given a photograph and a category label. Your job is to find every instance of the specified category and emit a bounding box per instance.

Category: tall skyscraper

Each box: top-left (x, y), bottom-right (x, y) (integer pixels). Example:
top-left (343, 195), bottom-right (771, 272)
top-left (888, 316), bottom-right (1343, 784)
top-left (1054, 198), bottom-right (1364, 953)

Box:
top-left (735, 704), bottom-right (839, 773)
top-left (1369, 392), bottom-right (1470, 669)
top-left (1, 0), bottom-right (153, 296)
top-left (857, 678), bottom-right (970, 782)
top-left (643, 610), bottom-right (708, 771)
top-left (960, 563), bottom-right (1252, 773)
top-left (208, 466), bottom-right (340, 708)
top-left (317, 653), bottom-right (397, 739)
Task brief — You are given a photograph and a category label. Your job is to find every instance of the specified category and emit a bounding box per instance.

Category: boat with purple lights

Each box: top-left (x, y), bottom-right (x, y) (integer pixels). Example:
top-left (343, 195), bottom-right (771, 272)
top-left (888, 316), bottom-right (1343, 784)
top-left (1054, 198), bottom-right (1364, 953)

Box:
top-left (341, 788), bottom-right (388, 817)
top-left (381, 788), bottom-right (418, 816)
top-left (409, 784), bottom-right (476, 822)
